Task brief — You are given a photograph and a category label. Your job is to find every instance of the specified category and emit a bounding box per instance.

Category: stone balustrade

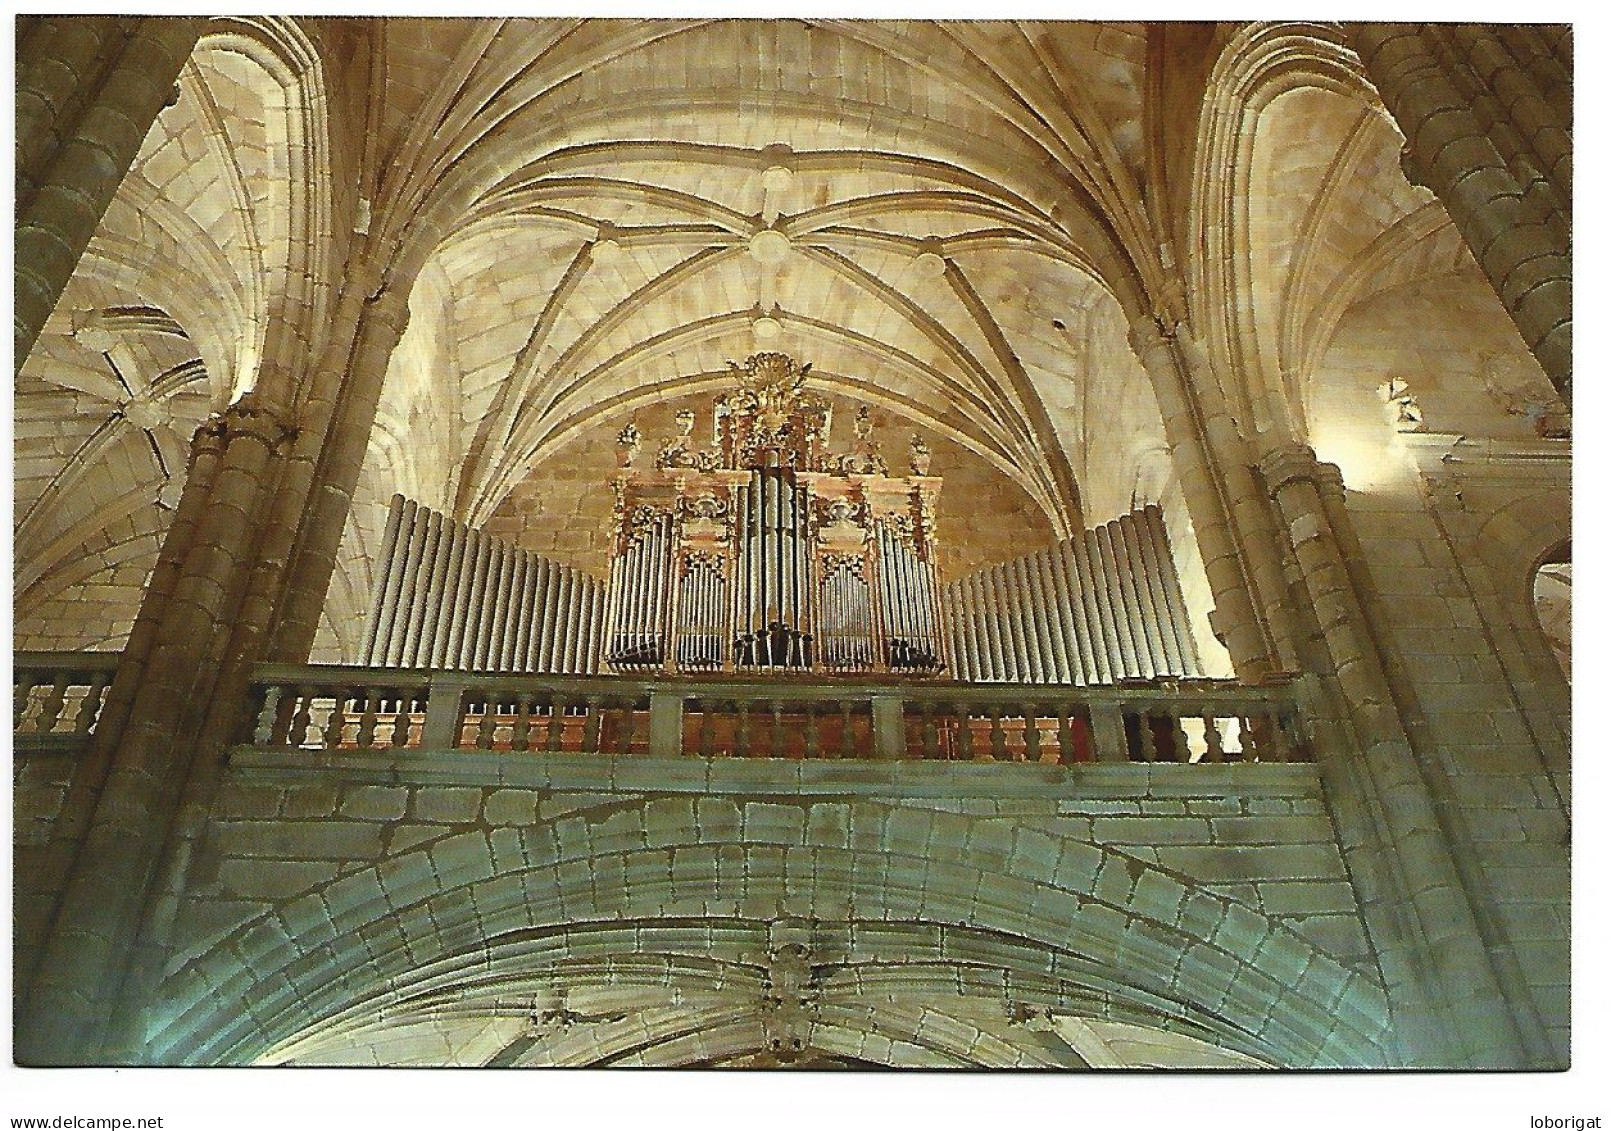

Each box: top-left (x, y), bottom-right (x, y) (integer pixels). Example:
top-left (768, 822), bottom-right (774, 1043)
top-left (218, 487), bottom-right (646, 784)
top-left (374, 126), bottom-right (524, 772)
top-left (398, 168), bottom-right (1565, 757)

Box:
top-left (242, 663), bottom-right (1311, 764)
top-left (13, 650), bottom-right (120, 748)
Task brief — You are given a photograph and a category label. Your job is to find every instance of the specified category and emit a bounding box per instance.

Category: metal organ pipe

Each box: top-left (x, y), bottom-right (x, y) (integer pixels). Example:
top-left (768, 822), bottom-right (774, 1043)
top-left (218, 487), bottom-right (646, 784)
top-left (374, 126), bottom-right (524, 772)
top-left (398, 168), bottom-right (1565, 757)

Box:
top-left (358, 497), bottom-right (605, 675)
top-left (361, 495), bottom-right (407, 664)
top-left (1144, 505), bottom-right (1202, 676)
top-left (1012, 556), bottom-right (1044, 683)
top-left (937, 507), bottom-right (1203, 686)
top-left (1106, 520), bottom-right (1151, 678)
top-left (384, 500), bottom-right (427, 668)
top-left (1119, 511), bottom-right (1167, 677)
top-left (429, 517), bottom-right (467, 669)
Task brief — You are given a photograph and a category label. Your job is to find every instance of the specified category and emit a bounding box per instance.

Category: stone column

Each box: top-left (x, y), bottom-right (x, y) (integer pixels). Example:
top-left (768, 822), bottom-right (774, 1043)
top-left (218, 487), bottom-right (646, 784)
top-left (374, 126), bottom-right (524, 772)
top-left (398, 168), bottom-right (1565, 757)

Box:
top-left (18, 399), bottom-right (297, 1065)
top-left (267, 278), bottom-right (413, 661)
top-left (15, 16), bottom-right (204, 370)
top-left (1127, 317), bottom-right (1300, 679)
top-left (13, 415), bottom-right (229, 998)
top-left (1347, 23), bottom-right (1571, 401)
top-left (1260, 442), bottom-right (1550, 1067)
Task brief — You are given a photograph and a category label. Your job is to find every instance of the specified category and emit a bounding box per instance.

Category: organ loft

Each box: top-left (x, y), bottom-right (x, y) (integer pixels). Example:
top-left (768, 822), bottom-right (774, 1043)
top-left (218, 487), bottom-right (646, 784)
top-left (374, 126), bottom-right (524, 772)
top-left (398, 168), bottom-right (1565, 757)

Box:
top-left (13, 17), bottom-right (1571, 1080)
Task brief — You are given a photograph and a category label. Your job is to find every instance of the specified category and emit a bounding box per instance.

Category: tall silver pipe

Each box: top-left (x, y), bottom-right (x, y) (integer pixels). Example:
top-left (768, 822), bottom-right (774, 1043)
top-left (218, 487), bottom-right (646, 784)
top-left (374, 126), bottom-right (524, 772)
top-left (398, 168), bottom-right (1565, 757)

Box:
top-left (971, 571), bottom-right (998, 681)
top-left (362, 495), bottom-right (407, 664)
top-left (1144, 504), bottom-right (1201, 675)
top-left (1089, 528), bottom-right (1127, 676)
top-left (487, 541), bottom-right (517, 670)
top-left (583, 576), bottom-right (602, 673)
top-left (955, 579), bottom-right (977, 681)
top-left (1019, 555), bottom-right (1048, 683)
top-left (476, 540), bottom-right (507, 670)
top-left (540, 553), bottom-right (564, 673)
top-left (970, 571), bottom-right (991, 680)
top-left (1002, 562), bottom-right (1030, 683)
top-left (1076, 531), bottom-right (1114, 683)
top-left (1012, 556), bottom-right (1045, 683)
top-left (453, 530), bottom-right (484, 669)
top-left (405, 509), bottom-right (445, 667)
top-left (534, 556), bottom-right (556, 672)
top-left (1028, 549), bottom-right (1068, 683)
top-left (499, 549), bottom-right (528, 670)
top-left (382, 500), bottom-right (426, 667)
top-left (1107, 517), bottom-right (1154, 678)
top-left (427, 518), bottom-right (467, 669)
top-left (1118, 512), bottom-right (1167, 677)
top-left (1047, 541), bottom-right (1089, 685)
top-left (582, 579), bottom-right (601, 674)
top-left (508, 551), bottom-right (534, 673)
top-left (982, 566), bottom-right (1008, 682)
top-left (559, 563), bottom-right (577, 673)
top-left (1096, 523), bottom-right (1140, 677)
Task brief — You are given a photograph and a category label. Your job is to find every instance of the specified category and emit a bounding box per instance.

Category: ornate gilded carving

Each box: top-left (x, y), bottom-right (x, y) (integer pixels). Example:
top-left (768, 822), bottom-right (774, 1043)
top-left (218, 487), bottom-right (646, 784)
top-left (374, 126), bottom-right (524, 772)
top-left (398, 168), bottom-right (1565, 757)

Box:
top-left (909, 433), bottom-right (932, 476)
top-left (615, 421), bottom-right (642, 467)
top-left (606, 353), bottom-right (945, 676)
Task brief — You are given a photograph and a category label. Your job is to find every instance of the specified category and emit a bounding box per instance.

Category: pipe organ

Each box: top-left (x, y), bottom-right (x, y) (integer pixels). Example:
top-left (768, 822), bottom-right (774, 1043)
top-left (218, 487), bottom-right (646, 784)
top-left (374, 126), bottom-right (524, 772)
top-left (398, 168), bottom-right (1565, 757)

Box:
top-left (360, 356), bottom-right (1204, 687)
top-left (360, 494), bottom-right (604, 674)
top-left (604, 352), bottom-right (945, 676)
top-left (942, 505), bottom-right (1203, 684)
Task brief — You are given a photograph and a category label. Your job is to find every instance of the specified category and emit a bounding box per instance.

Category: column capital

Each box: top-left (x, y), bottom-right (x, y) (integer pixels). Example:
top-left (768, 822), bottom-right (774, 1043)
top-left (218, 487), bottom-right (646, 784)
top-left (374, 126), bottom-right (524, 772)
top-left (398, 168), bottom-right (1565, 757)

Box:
top-left (218, 398), bottom-right (298, 452)
top-left (1258, 442), bottom-right (1345, 497)
top-left (186, 416), bottom-right (233, 466)
top-left (361, 283), bottom-right (412, 342)
top-left (1126, 313), bottom-right (1179, 361)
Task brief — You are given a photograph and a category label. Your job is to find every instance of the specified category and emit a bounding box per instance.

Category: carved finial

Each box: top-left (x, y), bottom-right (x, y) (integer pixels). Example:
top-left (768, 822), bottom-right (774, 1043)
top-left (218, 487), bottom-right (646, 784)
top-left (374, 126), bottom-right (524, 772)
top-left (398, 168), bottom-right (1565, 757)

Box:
top-left (616, 421), bottom-right (641, 467)
top-left (909, 433), bottom-right (932, 476)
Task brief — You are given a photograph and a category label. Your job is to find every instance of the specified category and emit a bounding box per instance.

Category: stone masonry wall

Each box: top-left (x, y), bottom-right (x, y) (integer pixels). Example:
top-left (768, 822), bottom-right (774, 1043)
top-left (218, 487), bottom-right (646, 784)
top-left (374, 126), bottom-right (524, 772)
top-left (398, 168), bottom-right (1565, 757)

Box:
top-left (137, 750), bottom-right (1392, 1066)
top-left (1343, 455), bottom-right (1569, 1061)
top-left (14, 747), bottom-right (83, 993)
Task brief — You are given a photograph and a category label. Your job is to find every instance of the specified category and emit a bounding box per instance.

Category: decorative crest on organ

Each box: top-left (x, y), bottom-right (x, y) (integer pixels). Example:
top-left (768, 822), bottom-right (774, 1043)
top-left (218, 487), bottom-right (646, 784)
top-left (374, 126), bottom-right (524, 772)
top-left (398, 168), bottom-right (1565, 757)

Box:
top-left (603, 353), bottom-right (944, 676)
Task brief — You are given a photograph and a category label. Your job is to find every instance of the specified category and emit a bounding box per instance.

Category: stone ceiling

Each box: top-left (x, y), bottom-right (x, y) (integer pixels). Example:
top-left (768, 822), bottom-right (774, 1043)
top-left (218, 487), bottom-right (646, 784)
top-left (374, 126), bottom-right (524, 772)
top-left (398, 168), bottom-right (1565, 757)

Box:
top-left (14, 18), bottom-right (1559, 662)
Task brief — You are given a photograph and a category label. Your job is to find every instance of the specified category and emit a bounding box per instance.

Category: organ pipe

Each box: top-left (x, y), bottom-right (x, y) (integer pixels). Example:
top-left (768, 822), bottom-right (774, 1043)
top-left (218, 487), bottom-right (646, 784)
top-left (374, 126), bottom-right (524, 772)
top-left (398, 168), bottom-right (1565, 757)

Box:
top-left (361, 498), bottom-right (605, 674)
top-left (940, 507), bottom-right (1205, 685)
top-left (365, 368), bottom-right (1200, 687)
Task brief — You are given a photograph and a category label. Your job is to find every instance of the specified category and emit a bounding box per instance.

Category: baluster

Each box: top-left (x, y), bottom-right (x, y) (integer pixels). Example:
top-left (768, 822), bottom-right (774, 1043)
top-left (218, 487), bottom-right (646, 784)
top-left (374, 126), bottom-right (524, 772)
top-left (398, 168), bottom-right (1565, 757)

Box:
top-left (1139, 708), bottom-right (1158, 763)
top-left (953, 702), bottom-right (974, 762)
top-left (289, 686), bottom-right (316, 748)
top-left (736, 700), bottom-right (753, 758)
top-left (583, 696), bottom-right (604, 753)
top-left (355, 689), bottom-right (380, 748)
top-left (323, 690), bottom-right (350, 748)
top-left (1202, 714), bottom-right (1226, 763)
top-left (38, 674), bottom-right (70, 733)
top-left (253, 684), bottom-right (284, 746)
top-left (988, 706), bottom-right (1006, 762)
top-left (804, 702), bottom-right (822, 760)
top-left (547, 696), bottom-right (568, 752)
top-left (920, 701), bottom-right (939, 760)
top-left (14, 671), bottom-right (40, 732)
top-left (770, 700), bottom-right (786, 758)
top-left (512, 694), bottom-right (533, 752)
top-left (1239, 716), bottom-right (1260, 762)
top-left (393, 691), bottom-right (416, 748)
top-left (698, 699), bottom-right (716, 758)
top-left (1265, 710), bottom-right (1294, 763)
top-left (1023, 706), bottom-right (1042, 764)
top-left (1168, 710), bottom-right (1191, 764)
top-left (1056, 708), bottom-right (1075, 765)
top-left (838, 701), bottom-right (855, 759)
top-left (476, 694), bottom-right (498, 750)
top-left (616, 697), bottom-right (639, 755)
top-left (73, 673), bottom-right (108, 738)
